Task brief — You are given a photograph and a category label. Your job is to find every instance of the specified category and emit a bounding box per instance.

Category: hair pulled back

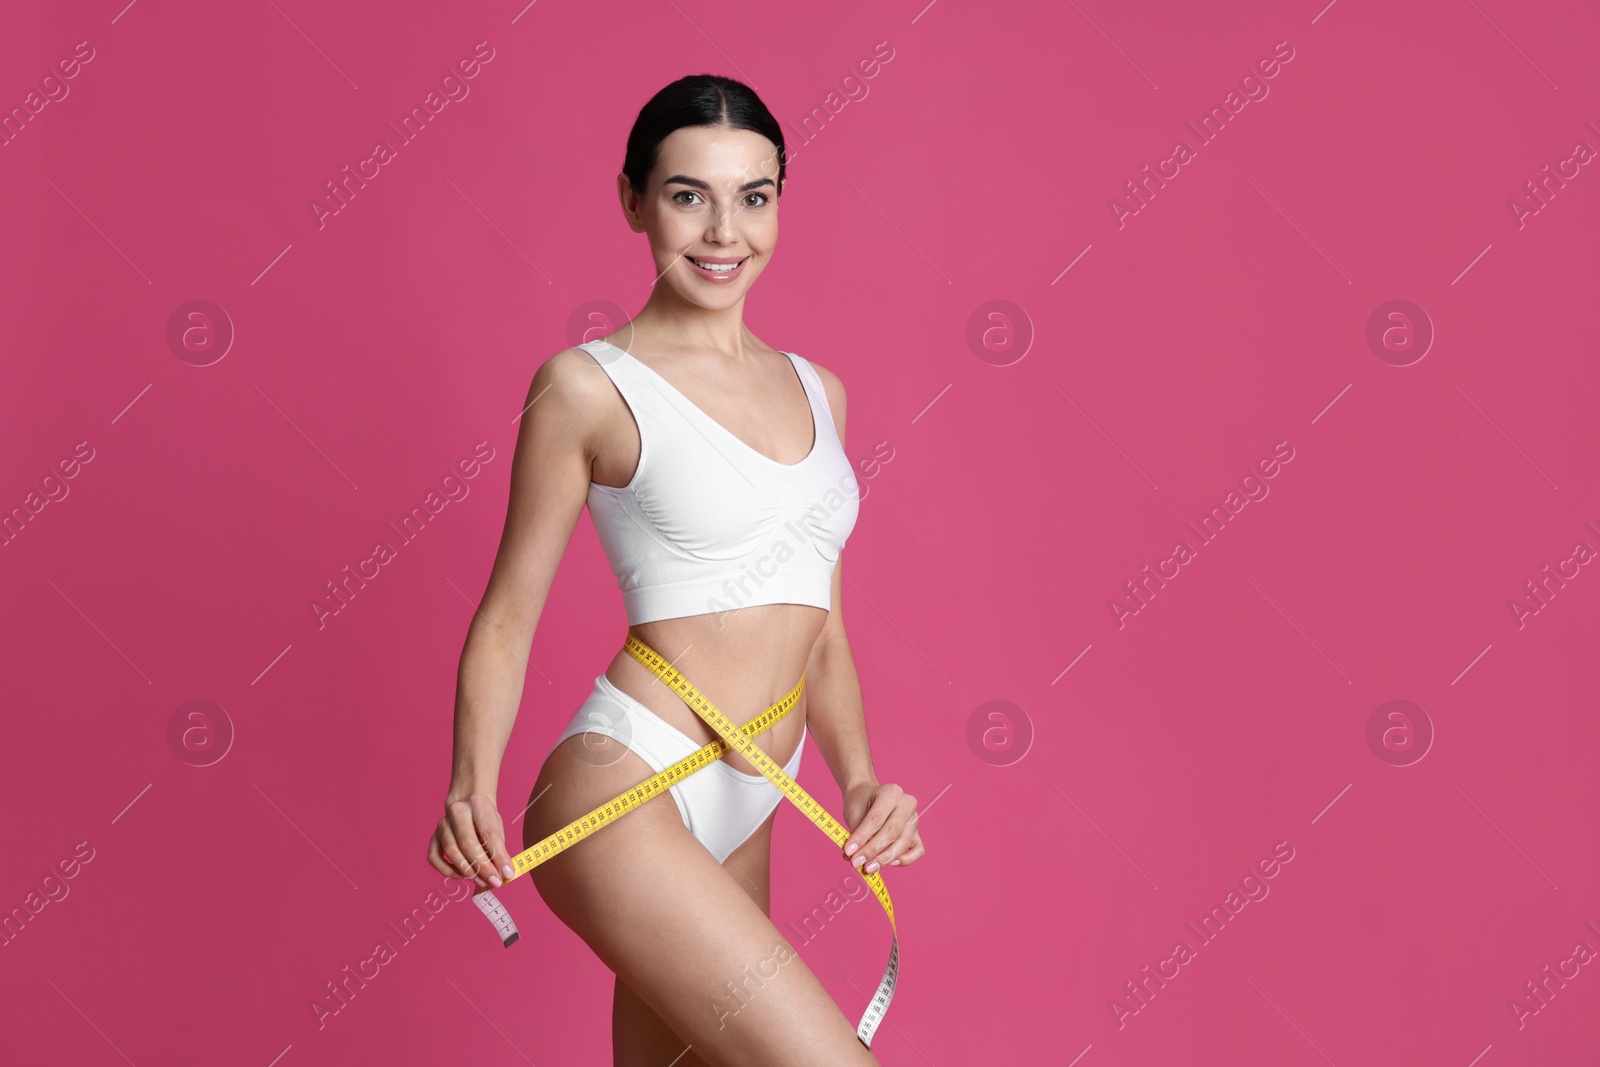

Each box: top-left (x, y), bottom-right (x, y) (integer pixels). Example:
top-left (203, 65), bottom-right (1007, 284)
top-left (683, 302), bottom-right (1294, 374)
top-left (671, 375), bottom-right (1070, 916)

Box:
top-left (622, 74), bottom-right (787, 198)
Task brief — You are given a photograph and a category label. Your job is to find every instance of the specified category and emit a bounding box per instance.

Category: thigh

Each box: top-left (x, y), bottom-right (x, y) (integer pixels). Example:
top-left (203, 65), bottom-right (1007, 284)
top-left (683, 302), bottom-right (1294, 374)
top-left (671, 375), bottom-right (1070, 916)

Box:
top-left (526, 736), bottom-right (878, 1067)
top-left (612, 808), bottom-right (779, 1067)
top-left (721, 804), bottom-right (776, 913)
top-left (612, 976), bottom-right (707, 1067)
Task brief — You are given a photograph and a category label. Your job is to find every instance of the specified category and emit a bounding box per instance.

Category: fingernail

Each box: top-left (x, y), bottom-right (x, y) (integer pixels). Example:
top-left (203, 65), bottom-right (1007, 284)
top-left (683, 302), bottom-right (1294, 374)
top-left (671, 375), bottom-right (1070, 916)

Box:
top-left (489, 874), bottom-right (502, 887)
top-left (852, 852), bottom-right (865, 867)
top-left (502, 864), bottom-right (514, 879)
top-left (866, 861), bottom-right (879, 874)
top-left (475, 876), bottom-right (486, 887)
top-left (845, 842), bottom-right (857, 855)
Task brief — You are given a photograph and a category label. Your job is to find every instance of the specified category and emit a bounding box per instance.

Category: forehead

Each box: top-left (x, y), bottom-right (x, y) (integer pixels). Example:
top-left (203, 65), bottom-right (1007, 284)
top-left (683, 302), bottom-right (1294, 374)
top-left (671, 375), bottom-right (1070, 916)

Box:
top-left (653, 125), bottom-right (780, 187)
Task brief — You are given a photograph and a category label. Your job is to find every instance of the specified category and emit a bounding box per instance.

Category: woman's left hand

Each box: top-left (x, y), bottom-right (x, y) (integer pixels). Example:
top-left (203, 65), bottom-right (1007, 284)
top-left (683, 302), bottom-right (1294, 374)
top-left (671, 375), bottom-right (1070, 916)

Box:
top-left (842, 781), bottom-right (923, 874)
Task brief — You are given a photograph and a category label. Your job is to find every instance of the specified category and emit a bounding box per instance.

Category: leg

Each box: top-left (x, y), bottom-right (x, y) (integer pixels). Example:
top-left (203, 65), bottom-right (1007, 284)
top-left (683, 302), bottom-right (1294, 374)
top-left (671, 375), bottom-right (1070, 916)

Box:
top-left (613, 976), bottom-right (705, 1067)
top-left (612, 807), bottom-right (780, 1067)
top-left (526, 734), bottom-right (878, 1067)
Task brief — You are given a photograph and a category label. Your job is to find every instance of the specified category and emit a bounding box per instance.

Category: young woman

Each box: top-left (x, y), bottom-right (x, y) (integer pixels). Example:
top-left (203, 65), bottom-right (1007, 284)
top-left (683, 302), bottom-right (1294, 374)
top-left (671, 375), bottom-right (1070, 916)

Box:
top-left (426, 74), bottom-right (924, 1065)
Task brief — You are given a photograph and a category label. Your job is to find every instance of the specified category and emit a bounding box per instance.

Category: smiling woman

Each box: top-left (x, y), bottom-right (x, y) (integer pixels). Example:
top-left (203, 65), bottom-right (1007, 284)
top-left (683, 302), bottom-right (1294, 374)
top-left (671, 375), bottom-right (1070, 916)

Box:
top-left (429, 73), bottom-right (920, 1067)
top-left (618, 81), bottom-right (786, 303)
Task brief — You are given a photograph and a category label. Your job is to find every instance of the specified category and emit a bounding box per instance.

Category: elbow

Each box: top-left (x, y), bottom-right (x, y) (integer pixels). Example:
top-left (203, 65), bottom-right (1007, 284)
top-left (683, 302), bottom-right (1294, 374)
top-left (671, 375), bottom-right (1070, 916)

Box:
top-left (467, 605), bottom-right (536, 663)
top-left (809, 617), bottom-right (849, 670)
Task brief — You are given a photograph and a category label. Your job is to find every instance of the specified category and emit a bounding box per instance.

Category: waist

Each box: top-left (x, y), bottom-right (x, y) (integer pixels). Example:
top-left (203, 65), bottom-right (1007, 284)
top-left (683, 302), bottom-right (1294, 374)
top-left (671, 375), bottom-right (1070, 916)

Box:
top-left (602, 611), bottom-right (822, 743)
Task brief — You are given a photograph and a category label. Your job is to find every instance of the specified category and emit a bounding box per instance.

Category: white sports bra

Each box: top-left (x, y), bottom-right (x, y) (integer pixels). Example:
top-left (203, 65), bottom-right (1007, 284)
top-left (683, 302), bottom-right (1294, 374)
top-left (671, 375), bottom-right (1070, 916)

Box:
top-left (580, 339), bottom-right (860, 626)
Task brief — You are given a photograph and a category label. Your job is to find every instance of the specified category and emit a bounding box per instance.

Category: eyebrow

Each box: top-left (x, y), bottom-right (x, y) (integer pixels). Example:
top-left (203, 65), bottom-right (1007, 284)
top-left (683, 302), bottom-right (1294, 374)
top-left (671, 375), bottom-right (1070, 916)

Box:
top-left (661, 175), bottom-right (776, 193)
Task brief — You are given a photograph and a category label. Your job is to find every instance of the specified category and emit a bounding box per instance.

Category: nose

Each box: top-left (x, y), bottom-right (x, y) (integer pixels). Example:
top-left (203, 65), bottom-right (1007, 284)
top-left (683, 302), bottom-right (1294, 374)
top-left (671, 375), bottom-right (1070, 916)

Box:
top-left (704, 204), bottom-right (737, 242)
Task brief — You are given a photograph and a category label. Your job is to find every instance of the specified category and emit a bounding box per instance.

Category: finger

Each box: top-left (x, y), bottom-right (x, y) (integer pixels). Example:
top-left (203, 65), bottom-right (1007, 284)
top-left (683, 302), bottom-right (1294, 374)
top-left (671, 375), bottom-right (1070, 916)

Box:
top-left (440, 812), bottom-right (493, 886)
top-left (844, 780), bottom-right (908, 844)
top-left (856, 791), bottom-right (912, 853)
top-left (425, 833), bottom-right (457, 879)
top-left (890, 838), bottom-right (925, 865)
top-left (844, 792), bottom-right (892, 860)
top-left (462, 800), bottom-right (507, 885)
top-left (437, 820), bottom-right (489, 885)
top-left (847, 791), bottom-right (908, 868)
top-left (445, 803), bottom-right (502, 887)
top-left (884, 835), bottom-right (922, 867)
top-left (868, 795), bottom-right (921, 868)
top-left (878, 800), bottom-right (921, 867)
top-left (859, 805), bottom-right (914, 872)
top-left (471, 796), bottom-right (517, 882)
top-left (868, 820), bottom-right (922, 873)
top-left (433, 821), bottom-right (472, 878)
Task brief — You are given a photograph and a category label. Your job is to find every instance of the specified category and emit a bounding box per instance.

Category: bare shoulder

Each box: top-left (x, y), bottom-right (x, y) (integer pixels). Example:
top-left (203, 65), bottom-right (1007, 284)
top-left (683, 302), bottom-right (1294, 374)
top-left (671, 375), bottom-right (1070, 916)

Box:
top-left (531, 342), bottom-right (607, 390)
top-left (518, 345), bottom-right (624, 450)
top-left (515, 343), bottom-right (633, 476)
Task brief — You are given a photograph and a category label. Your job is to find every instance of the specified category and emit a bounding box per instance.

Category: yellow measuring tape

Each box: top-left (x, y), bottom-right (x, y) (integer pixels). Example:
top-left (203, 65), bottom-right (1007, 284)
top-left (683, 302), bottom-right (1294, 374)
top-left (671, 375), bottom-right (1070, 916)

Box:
top-left (470, 633), bottom-right (899, 1047)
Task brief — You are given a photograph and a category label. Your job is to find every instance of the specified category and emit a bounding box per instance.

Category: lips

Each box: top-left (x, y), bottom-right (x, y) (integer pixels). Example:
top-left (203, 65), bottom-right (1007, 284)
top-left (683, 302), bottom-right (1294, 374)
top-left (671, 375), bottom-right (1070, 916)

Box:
top-left (686, 255), bottom-right (749, 282)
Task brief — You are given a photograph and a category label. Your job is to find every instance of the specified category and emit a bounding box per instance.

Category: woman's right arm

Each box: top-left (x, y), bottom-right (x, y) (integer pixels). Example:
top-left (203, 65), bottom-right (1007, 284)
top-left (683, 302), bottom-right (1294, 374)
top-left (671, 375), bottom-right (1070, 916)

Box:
top-left (426, 347), bottom-right (608, 889)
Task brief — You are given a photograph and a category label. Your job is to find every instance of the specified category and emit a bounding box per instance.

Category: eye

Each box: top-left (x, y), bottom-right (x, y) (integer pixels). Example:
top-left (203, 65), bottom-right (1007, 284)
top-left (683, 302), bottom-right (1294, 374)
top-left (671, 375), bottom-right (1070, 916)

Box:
top-left (743, 192), bottom-right (770, 208)
top-left (671, 190), bottom-right (704, 206)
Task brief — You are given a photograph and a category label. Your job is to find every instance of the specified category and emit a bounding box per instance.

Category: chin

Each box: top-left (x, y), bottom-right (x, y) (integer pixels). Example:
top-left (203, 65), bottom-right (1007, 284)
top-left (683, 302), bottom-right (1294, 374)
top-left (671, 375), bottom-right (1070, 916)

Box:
top-left (679, 287), bottom-right (750, 311)
top-left (668, 265), bottom-right (764, 306)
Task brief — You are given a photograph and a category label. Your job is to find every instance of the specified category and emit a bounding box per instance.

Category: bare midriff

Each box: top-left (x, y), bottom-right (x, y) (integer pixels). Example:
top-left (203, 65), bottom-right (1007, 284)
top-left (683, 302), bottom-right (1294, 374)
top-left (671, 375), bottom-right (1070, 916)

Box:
top-left (603, 603), bottom-right (827, 777)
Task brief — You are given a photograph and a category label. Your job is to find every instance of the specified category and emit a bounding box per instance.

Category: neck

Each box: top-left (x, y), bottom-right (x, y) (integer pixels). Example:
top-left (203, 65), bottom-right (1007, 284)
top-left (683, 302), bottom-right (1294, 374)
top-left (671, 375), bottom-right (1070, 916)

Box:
top-left (627, 288), bottom-right (753, 361)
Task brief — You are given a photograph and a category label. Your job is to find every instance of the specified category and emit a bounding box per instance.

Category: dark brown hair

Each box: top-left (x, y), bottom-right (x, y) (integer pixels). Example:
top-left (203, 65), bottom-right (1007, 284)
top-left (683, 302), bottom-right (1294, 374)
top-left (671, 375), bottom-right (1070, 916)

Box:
top-left (622, 74), bottom-right (787, 198)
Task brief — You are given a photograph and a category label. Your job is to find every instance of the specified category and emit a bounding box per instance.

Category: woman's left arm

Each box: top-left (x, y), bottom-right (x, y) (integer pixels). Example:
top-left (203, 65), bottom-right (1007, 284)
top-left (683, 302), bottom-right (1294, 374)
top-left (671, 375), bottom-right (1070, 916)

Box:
top-left (804, 556), bottom-right (925, 874)
top-left (803, 360), bottom-right (924, 875)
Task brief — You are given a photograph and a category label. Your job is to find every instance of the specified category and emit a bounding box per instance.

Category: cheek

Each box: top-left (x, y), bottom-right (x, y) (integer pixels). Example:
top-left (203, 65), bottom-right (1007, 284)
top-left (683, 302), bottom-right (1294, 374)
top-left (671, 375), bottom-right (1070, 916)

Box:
top-left (741, 255), bottom-right (771, 283)
top-left (645, 207), bottom-right (694, 244)
top-left (650, 234), bottom-right (696, 273)
top-left (745, 208), bottom-right (778, 235)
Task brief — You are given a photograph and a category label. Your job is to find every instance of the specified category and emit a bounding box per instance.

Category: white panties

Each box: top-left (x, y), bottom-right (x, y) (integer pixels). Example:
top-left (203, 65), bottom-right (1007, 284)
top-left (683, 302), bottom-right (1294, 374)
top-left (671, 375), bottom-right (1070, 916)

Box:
top-left (552, 672), bottom-right (805, 863)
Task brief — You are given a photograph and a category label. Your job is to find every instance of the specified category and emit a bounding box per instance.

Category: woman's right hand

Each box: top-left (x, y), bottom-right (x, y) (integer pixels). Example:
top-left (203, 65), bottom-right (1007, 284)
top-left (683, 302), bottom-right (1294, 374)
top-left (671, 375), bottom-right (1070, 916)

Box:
top-left (428, 792), bottom-right (517, 889)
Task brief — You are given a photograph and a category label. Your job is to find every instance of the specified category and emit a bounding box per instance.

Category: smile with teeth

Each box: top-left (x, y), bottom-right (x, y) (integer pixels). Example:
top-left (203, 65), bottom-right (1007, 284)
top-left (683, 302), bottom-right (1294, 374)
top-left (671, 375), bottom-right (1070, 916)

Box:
top-left (688, 256), bottom-right (747, 273)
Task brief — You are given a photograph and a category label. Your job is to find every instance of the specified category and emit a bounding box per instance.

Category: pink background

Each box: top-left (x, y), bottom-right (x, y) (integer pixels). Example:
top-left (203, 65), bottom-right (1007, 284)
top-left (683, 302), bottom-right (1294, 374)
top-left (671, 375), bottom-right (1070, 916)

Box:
top-left (4, 0), bottom-right (1599, 1063)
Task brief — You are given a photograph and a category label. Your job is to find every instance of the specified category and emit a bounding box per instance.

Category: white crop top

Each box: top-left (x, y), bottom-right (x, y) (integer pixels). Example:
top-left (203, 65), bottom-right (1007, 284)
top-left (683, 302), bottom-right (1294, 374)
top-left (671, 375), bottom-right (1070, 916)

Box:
top-left (580, 339), bottom-right (860, 625)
